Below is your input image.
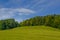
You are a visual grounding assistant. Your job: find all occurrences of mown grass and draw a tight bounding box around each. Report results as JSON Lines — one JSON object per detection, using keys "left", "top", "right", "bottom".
{"left": 0, "top": 26, "right": 60, "bottom": 40}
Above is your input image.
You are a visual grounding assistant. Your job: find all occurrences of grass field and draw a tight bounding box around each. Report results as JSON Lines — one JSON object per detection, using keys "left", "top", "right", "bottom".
{"left": 0, "top": 26, "right": 60, "bottom": 40}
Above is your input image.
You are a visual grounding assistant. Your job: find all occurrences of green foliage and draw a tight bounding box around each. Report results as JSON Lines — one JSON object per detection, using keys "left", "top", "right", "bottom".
{"left": 0, "top": 14, "right": 60, "bottom": 30}
{"left": 0, "top": 19, "right": 19, "bottom": 30}
{"left": 20, "top": 14, "right": 60, "bottom": 29}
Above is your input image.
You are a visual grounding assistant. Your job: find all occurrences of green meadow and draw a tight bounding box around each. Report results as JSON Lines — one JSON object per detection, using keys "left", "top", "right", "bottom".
{"left": 0, "top": 26, "right": 60, "bottom": 40}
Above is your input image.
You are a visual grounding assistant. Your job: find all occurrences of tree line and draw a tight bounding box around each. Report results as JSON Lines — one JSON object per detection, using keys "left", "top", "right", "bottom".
{"left": 20, "top": 14, "right": 60, "bottom": 29}
{"left": 0, "top": 14, "right": 60, "bottom": 30}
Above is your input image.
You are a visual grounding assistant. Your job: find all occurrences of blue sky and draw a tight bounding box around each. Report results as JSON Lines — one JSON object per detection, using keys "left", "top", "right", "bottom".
{"left": 0, "top": 0, "right": 60, "bottom": 22}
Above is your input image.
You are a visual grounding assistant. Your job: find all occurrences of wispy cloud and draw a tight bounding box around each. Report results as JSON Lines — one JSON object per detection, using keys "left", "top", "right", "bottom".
{"left": 25, "top": 0, "right": 39, "bottom": 8}
{"left": 29, "top": 0, "right": 60, "bottom": 13}
{"left": 0, "top": 8, "right": 36, "bottom": 19}
{"left": 30, "top": 0, "right": 45, "bottom": 8}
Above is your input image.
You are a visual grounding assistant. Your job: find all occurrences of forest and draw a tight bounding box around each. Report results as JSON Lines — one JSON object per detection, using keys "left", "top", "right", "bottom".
{"left": 20, "top": 14, "right": 60, "bottom": 29}
{"left": 0, "top": 14, "right": 60, "bottom": 30}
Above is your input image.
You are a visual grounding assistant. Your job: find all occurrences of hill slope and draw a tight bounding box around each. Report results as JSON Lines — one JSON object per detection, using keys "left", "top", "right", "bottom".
{"left": 0, "top": 26, "right": 60, "bottom": 40}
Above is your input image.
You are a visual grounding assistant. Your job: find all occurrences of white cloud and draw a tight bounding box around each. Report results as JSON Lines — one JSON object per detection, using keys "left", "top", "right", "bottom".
{"left": 0, "top": 8, "right": 36, "bottom": 20}
{"left": 18, "top": 8, "right": 35, "bottom": 13}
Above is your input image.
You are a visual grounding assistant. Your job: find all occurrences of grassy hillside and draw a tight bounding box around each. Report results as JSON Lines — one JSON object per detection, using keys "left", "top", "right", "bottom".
{"left": 0, "top": 26, "right": 60, "bottom": 40}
